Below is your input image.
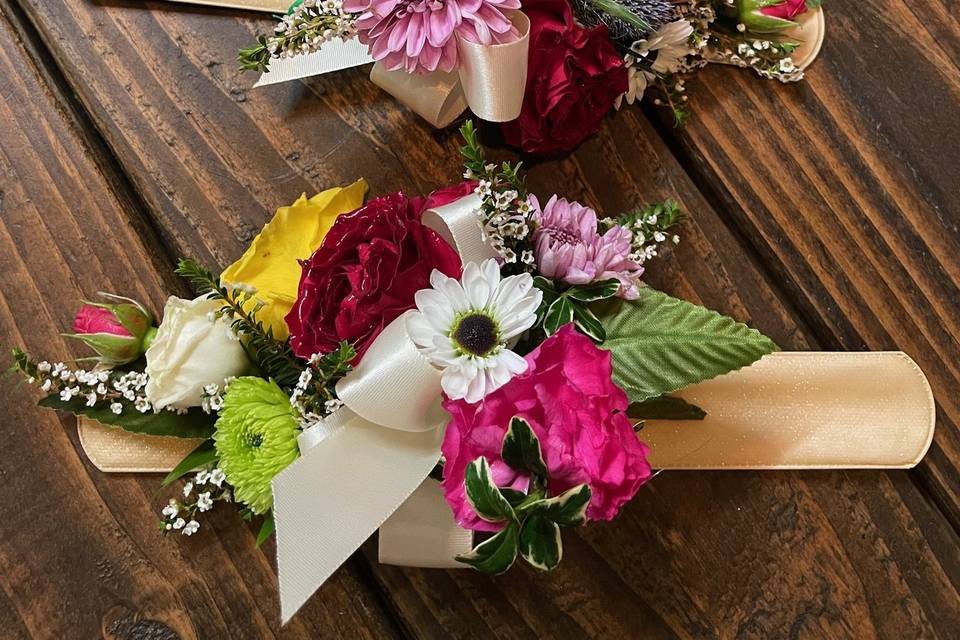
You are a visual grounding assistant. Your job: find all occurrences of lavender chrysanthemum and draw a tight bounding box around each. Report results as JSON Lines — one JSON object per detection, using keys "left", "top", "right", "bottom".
{"left": 532, "top": 195, "right": 644, "bottom": 299}
{"left": 344, "top": 0, "right": 521, "bottom": 74}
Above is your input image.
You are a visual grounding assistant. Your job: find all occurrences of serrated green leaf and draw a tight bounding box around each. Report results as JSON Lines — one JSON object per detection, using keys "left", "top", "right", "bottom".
{"left": 566, "top": 279, "right": 621, "bottom": 302}
{"left": 526, "top": 484, "right": 592, "bottom": 527}
{"left": 597, "top": 288, "right": 778, "bottom": 403}
{"left": 456, "top": 523, "right": 519, "bottom": 574}
{"left": 39, "top": 396, "right": 216, "bottom": 439}
{"left": 161, "top": 439, "right": 217, "bottom": 488}
{"left": 501, "top": 417, "right": 547, "bottom": 478}
{"left": 519, "top": 514, "right": 562, "bottom": 571}
{"left": 627, "top": 396, "right": 706, "bottom": 421}
{"left": 543, "top": 297, "right": 574, "bottom": 336}
{"left": 465, "top": 457, "right": 515, "bottom": 524}
{"left": 572, "top": 303, "right": 606, "bottom": 342}
{"left": 256, "top": 511, "right": 275, "bottom": 548}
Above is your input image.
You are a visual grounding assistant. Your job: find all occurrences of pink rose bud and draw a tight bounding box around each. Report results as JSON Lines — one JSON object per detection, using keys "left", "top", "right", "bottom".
{"left": 739, "top": 0, "right": 814, "bottom": 33}
{"left": 66, "top": 293, "right": 156, "bottom": 367}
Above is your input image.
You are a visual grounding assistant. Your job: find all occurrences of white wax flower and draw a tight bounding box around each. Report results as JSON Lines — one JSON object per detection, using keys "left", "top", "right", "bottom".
{"left": 144, "top": 296, "right": 249, "bottom": 410}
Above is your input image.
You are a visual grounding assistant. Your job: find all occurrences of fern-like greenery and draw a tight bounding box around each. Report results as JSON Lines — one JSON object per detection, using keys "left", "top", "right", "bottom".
{"left": 175, "top": 258, "right": 306, "bottom": 388}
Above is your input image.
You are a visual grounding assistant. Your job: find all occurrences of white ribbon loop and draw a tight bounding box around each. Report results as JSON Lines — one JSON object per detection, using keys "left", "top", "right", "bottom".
{"left": 368, "top": 65, "right": 468, "bottom": 128}
{"left": 369, "top": 12, "right": 530, "bottom": 127}
{"left": 457, "top": 11, "right": 530, "bottom": 122}
{"left": 336, "top": 314, "right": 446, "bottom": 432}
{"left": 421, "top": 193, "right": 500, "bottom": 265}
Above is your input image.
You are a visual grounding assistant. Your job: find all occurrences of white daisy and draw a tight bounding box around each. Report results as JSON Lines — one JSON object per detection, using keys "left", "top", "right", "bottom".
{"left": 632, "top": 19, "right": 695, "bottom": 74}
{"left": 406, "top": 259, "right": 542, "bottom": 404}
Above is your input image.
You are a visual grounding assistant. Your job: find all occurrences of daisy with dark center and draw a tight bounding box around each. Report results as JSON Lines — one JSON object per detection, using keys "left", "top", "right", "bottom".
{"left": 407, "top": 259, "right": 542, "bottom": 403}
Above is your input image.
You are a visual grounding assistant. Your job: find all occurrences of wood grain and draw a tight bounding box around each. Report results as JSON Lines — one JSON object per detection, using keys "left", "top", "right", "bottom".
{"left": 0, "top": 0, "right": 957, "bottom": 638}
{"left": 0, "top": 6, "right": 400, "bottom": 638}
{"left": 656, "top": 0, "right": 960, "bottom": 531}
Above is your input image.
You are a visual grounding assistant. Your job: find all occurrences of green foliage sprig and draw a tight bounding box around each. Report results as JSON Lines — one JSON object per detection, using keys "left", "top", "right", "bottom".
{"left": 175, "top": 258, "right": 306, "bottom": 388}
{"left": 457, "top": 418, "right": 591, "bottom": 574}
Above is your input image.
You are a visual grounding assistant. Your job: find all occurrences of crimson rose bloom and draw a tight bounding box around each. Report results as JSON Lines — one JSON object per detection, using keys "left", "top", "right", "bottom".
{"left": 285, "top": 185, "right": 469, "bottom": 359}
{"left": 500, "top": 0, "right": 628, "bottom": 154}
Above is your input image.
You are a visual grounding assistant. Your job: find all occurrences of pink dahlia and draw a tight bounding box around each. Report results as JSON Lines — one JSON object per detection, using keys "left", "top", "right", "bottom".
{"left": 532, "top": 194, "right": 643, "bottom": 299}
{"left": 441, "top": 325, "right": 653, "bottom": 532}
{"left": 343, "top": 0, "right": 521, "bottom": 74}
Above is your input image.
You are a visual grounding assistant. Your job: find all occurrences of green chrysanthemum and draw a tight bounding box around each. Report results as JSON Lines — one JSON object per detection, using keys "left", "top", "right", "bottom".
{"left": 213, "top": 377, "right": 300, "bottom": 514}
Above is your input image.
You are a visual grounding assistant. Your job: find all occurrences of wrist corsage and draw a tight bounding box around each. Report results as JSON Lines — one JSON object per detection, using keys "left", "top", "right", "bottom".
{"left": 12, "top": 120, "right": 932, "bottom": 624}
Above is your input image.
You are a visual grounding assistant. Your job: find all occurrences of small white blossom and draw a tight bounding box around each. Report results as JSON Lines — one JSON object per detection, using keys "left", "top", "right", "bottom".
{"left": 182, "top": 520, "right": 200, "bottom": 536}
{"left": 161, "top": 500, "right": 178, "bottom": 519}
{"left": 172, "top": 517, "right": 186, "bottom": 530}
{"left": 182, "top": 482, "right": 193, "bottom": 497}
{"left": 110, "top": 402, "right": 123, "bottom": 415}
{"left": 196, "top": 492, "right": 213, "bottom": 512}
{"left": 208, "top": 468, "right": 226, "bottom": 488}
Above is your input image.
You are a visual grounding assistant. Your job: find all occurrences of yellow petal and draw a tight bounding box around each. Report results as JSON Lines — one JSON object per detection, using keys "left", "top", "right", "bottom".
{"left": 221, "top": 179, "right": 368, "bottom": 340}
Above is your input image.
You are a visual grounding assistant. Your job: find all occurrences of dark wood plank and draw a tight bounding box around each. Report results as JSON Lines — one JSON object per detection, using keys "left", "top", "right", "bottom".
{"left": 5, "top": 0, "right": 959, "bottom": 638}
{"left": 0, "top": 6, "right": 401, "bottom": 638}
{"left": 654, "top": 0, "right": 960, "bottom": 531}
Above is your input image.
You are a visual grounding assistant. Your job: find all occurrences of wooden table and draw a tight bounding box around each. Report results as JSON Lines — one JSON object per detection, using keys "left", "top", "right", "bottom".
{"left": 0, "top": 1, "right": 957, "bottom": 638}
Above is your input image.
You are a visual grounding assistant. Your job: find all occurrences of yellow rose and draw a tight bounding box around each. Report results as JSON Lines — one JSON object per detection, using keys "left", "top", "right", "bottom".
{"left": 220, "top": 179, "right": 367, "bottom": 339}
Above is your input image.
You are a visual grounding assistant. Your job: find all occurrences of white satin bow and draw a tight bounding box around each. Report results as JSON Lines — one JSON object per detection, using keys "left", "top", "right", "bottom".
{"left": 272, "top": 193, "right": 498, "bottom": 623}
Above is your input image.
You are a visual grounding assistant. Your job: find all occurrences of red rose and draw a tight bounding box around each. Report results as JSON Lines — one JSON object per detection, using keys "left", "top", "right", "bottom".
{"left": 500, "top": 0, "right": 628, "bottom": 154}
{"left": 286, "top": 186, "right": 466, "bottom": 359}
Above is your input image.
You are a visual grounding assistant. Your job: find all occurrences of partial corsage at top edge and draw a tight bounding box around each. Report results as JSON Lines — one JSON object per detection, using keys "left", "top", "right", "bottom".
{"left": 238, "top": 0, "right": 825, "bottom": 151}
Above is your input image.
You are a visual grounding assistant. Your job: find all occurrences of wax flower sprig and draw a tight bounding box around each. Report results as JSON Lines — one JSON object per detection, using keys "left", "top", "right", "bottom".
{"left": 460, "top": 121, "right": 535, "bottom": 266}
{"left": 457, "top": 417, "right": 592, "bottom": 573}
{"left": 238, "top": 0, "right": 359, "bottom": 73}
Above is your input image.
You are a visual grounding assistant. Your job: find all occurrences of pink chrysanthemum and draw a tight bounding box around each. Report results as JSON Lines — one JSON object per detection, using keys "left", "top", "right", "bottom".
{"left": 344, "top": 0, "right": 521, "bottom": 74}
{"left": 532, "top": 194, "right": 644, "bottom": 299}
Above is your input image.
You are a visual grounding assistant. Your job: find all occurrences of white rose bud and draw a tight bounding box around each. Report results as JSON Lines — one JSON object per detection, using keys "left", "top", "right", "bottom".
{"left": 145, "top": 296, "right": 249, "bottom": 410}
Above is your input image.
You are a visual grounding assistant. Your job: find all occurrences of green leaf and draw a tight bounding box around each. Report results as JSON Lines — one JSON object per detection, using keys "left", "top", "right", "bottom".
{"left": 597, "top": 288, "right": 778, "bottom": 403}
{"left": 572, "top": 303, "right": 606, "bottom": 343}
{"left": 501, "top": 417, "right": 547, "bottom": 479}
{"left": 543, "top": 297, "right": 574, "bottom": 336}
{"left": 526, "top": 484, "right": 592, "bottom": 527}
{"left": 464, "top": 457, "right": 515, "bottom": 524}
{"left": 161, "top": 439, "right": 217, "bottom": 488}
{"left": 256, "top": 511, "right": 275, "bottom": 548}
{"left": 39, "top": 395, "right": 216, "bottom": 439}
{"left": 566, "top": 279, "right": 621, "bottom": 302}
{"left": 456, "top": 523, "right": 519, "bottom": 574}
{"left": 627, "top": 396, "right": 706, "bottom": 421}
{"left": 518, "top": 514, "right": 562, "bottom": 571}
{"left": 499, "top": 488, "right": 528, "bottom": 507}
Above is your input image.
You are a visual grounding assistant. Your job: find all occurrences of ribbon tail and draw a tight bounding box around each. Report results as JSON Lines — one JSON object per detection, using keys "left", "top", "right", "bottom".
{"left": 255, "top": 39, "right": 374, "bottom": 87}
{"left": 378, "top": 478, "right": 473, "bottom": 568}
{"left": 273, "top": 411, "right": 441, "bottom": 623}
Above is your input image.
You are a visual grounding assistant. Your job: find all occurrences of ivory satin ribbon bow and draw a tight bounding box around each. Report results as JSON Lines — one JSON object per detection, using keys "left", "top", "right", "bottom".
{"left": 271, "top": 193, "right": 499, "bottom": 622}
{"left": 256, "top": 12, "right": 531, "bottom": 128}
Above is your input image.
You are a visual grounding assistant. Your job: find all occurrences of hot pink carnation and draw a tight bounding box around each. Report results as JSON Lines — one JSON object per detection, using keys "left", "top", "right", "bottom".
{"left": 344, "top": 0, "right": 521, "bottom": 74}
{"left": 73, "top": 305, "right": 131, "bottom": 337}
{"left": 532, "top": 195, "right": 643, "bottom": 299}
{"left": 441, "top": 324, "right": 652, "bottom": 532}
